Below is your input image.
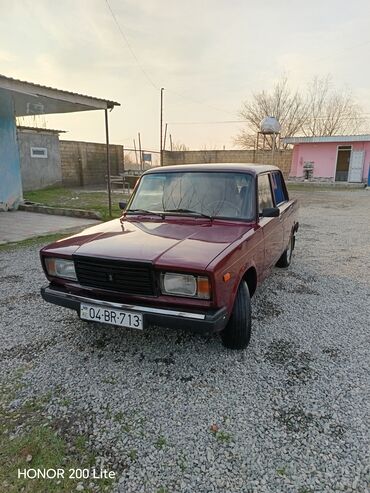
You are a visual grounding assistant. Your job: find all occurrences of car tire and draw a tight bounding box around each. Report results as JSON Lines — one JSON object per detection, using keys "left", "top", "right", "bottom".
{"left": 221, "top": 281, "right": 252, "bottom": 350}
{"left": 276, "top": 234, "right": 294, "bottom": 268}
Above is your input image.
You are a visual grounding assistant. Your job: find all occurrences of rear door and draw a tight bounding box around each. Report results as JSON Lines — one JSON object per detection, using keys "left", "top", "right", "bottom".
{"left": 270, "top": 171, "right": 292, "bottom": 250}
{"left": 258, "top": 173, "right": 284, "bottom": 271}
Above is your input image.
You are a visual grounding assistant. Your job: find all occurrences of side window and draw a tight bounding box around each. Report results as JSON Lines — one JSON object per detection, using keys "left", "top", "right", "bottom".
{"left": 258, "top": 174, "right": 274, "bottom": 214}
{"left": 271, "top": 171, "right": 287, "bottom": 205}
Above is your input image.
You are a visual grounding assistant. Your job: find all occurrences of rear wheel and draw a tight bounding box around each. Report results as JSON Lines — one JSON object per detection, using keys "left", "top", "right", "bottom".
{"left": 276, "top": 234, "right": 294, "bottom": 268}
{"left": 221, "top": 281, "right": 251, "bottom": 350}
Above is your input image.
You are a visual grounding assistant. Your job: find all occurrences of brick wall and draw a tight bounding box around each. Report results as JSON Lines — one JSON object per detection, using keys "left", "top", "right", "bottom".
{"left": 60, "top": 140, "right": 124, "bottom": 187}
{"left": 162, "top": 149, "right": 293, "bottom": 178}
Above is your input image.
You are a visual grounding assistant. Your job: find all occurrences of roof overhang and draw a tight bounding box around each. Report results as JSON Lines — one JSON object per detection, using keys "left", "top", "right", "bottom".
{"left": 283, "top": 135, "right": 370, "bottom": 145}
{"left": 17, "top": 125, "right": 66, "bottom": 134}
{"left": 0, "top": 74, "right": 120, "bottom": 116}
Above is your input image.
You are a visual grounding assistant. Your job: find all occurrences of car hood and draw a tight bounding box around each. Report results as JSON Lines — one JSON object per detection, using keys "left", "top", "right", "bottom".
{"left": 42, "top": 217, "right": 253, "bottom": 271}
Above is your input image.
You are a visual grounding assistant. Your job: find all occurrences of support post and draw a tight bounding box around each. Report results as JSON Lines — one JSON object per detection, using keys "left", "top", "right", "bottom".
{"left": 105, "top": 109, "right": 112, "bottom": 218}
{"left": 160, "top": 87, "right": 164, "bottom": 166}
{"left": 122, "top": 145, "right": 125, "bottom": 173}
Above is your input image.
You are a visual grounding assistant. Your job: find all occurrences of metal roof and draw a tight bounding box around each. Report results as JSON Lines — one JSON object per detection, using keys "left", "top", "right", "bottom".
{"left": 283, "top": 135, "right": 370, "bottom": 144}
{"left": 17, "top": 126, "right": 66, "bottom": 134}
{"left": 147, "top": 163, "right": 280, "bottom": 174}
{"left": 0, "top": 73, "right": 120, "bottom": 116}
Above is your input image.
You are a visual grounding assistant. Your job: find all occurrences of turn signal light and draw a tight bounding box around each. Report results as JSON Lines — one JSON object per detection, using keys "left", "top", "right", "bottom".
{"left": 197, "top": 276, "right": 211, "bottom": 299}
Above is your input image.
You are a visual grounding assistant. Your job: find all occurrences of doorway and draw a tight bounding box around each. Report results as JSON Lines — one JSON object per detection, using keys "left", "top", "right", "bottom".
{"left": 335, "top": 146, "right": 351, "bottom": 181}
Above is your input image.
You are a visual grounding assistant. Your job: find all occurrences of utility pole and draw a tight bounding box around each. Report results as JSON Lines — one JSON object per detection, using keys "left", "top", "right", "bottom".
{"left": 133, "top": 139, "right": 138, "bottom": 167}
{"left": 169, "top": 133, "right": 173, "bottom": 151}
{"left": 138, "top": 132, "right": 142, "bottom": 170}
{"left": 160, "top": 87, "right": 164, "bottom": 166}
{"left": 163, "top": 123, "right": 168, "bottom": 152}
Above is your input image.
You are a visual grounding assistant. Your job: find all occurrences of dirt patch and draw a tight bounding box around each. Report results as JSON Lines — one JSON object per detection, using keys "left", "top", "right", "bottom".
{"left": 265, "top": 340, "right": 315, "bottom": 385}
{"left": 290, "top": 284, "right": 319, "bottom": 295}
{"left": 1, "top": 292, "right": 40, "bottom": 307}
{"left": 254, "top": 299, "right": 282, "bottom": 321}
{"left": 322, "top": 347, "right": 341, "bottom": 360}
{"left": 275, "top": 405, "right": 346, "bottom": 438}
{"left": 153, "top": 355, "right": 176, "bottom": 366}
{"left": 1, "top": 274, "right": 23, "bottom": 282}
{"left": 0, "top": 337, "right": 58, "bottom": 362}
{"left": 275, "top": 270, "right": 319, "bottom": 295}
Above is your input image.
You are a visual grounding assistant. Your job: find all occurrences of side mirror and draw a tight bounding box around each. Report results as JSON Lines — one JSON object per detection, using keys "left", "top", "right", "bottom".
{"left": 261, "top": 207, "right": 280, "bottom": 218}
{"left": 119, "top": 201, "right": 127, "bottom": 210}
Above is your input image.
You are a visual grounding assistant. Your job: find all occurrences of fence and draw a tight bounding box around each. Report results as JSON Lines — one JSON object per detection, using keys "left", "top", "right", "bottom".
{"left": 60, "top": 140, "right": 123, "bottom": 187}
{"left": 60, "top": 141, "right": 293, "bottom": 187}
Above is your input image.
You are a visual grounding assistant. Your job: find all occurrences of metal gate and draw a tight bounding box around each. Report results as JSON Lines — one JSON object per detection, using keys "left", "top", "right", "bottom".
{"left": 348, "top": 150, "right": 365, "bottom": 182}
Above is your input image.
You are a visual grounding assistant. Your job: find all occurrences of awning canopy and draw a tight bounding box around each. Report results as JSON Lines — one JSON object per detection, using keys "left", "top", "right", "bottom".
{"left": 0, "top": 74, "right": 120, "bottom": 116}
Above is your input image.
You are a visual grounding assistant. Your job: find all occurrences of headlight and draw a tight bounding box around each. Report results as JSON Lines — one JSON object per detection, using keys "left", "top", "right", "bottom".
{"left": 160, "top": 272, "right": 210, "bottom": 299}
{"left": 44, "top": 257, "right": 77, "bottom": 280}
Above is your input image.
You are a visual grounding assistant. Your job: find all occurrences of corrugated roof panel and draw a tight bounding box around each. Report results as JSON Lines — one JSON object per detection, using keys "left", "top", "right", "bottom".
{"left": 283, "top": 135, "right": 370, "bottom": 144}
{"left": 0, "top": 74, "right": 120, "bottom": 107}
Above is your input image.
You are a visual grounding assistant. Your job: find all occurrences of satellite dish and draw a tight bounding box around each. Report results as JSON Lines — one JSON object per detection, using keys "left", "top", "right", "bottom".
{"left": 260, "top": 116, "right": 281, "bottom": 134}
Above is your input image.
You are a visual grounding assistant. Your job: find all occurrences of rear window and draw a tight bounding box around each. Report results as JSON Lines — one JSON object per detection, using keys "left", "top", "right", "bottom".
{"left": 258, "top": 174, "right": 274, "bottom": 214}
{"left": 270, "top": 172, "right": 288, "bottom": 205}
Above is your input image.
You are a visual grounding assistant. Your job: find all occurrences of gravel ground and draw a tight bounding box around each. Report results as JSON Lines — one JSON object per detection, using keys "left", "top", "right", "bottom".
{"left": 1, "top": 189, "right": 369, "bottom": 493}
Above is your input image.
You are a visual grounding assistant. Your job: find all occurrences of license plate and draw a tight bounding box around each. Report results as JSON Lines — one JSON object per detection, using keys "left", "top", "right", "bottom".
{"left": 80, "top": 303, "right": 143, "bottom": 330}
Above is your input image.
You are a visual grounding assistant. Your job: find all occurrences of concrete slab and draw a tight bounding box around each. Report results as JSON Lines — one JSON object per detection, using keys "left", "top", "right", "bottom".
{"left": 0, "top": 211, "right": 101, "bottom": 244}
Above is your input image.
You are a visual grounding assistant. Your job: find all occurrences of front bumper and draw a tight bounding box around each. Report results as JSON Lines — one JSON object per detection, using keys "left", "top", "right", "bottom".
{"left": 41, "top": 285, "right": 229, "bottom": 333}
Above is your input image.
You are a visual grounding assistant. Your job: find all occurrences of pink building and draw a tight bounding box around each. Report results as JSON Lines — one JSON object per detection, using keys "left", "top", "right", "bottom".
{"left": 284, "top": 135, "right": 370, "bottom": 184}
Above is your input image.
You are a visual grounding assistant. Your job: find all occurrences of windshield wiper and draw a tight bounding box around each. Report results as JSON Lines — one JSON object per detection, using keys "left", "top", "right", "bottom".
{"left": 126, "top": 209, "right": 164, "bottom": 218}
{"left": 164, "top": 208, "right": 213, "bottom": 220}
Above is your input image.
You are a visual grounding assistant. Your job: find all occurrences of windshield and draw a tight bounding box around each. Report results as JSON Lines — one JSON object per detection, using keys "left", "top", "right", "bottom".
{"left": 128, "top": 171, "right": 255, "bottom": 220}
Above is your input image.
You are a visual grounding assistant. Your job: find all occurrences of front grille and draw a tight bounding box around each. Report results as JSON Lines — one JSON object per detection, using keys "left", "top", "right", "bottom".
{"left": 73, "top": 256, "right": 155, "bottom": 296}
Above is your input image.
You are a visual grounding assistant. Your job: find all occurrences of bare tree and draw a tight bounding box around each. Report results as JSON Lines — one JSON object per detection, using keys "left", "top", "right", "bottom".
{"left": 235, "top": 76, "right": 306, "bottom": 149}
{"left": 172, "top": 141, "right": 189, "bottom": 151}
{"left": 235, "top": 75, "right": 365, "bottom": 149}
{"left": 302, "top": 76, "right": 364, "bottom": 136}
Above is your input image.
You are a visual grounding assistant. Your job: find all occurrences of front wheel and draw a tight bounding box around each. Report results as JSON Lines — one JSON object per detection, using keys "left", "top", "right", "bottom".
{"left": 221, "top": 281, "right": 252, "bottom": 350}
{"left": 276, "top": 234, "right": 294, "bottom": 268}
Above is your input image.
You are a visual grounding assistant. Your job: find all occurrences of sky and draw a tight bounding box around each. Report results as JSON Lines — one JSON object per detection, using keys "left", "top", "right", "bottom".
{"left": 1, "top": 0, "right": 370, "bottom": 151}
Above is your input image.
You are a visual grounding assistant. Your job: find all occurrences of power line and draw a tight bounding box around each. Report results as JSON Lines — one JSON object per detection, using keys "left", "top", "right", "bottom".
{"left": 104, "top": 1, "right": 237, "bottom": 117}
{"left": 104, "top": 0, "right": 370, "bottom": 135}
{"left": 168, "top": 120, "right": 245, "bottom": 125}
{"left": 104, "top": 0, "right": 158, "bottom": 90}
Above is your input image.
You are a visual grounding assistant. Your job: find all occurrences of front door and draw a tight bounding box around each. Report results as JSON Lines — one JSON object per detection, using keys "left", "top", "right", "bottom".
{"left": 348, "top": 150, "right": 365, "bottom": 183}
{"left": 335, "top": 146, "right": 351, "bottom": 181}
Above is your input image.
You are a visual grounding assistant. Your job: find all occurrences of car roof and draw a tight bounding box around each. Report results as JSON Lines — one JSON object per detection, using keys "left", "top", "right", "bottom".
{"left": 144, "top": 163, "right": 280, "bottom": 175}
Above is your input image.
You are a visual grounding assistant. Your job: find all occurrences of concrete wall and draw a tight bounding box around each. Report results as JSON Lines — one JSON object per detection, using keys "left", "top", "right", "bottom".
{"left": 0, "top": 90, "right": 22, "bottom": 210}
{"left": 290, "top": 141, "right": 370, "bottom": 182}
{"left": 18, "top": 130, "right": 62, "bottom": 191}
{"left": 60, "top": 140, "right": 123, "bottom": 186}
{"left": 162, "top": 149, "right": 293, "bottom": 177}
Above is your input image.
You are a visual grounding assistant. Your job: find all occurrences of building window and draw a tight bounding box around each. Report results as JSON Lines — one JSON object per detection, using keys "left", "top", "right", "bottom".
{"left": 30, "top": 147, "right": 48, "bottom": 158}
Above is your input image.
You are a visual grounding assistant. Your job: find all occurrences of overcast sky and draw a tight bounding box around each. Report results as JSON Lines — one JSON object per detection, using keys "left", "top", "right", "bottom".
{"left": 1, "top": 0, "right": 370, "bottom": 151}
